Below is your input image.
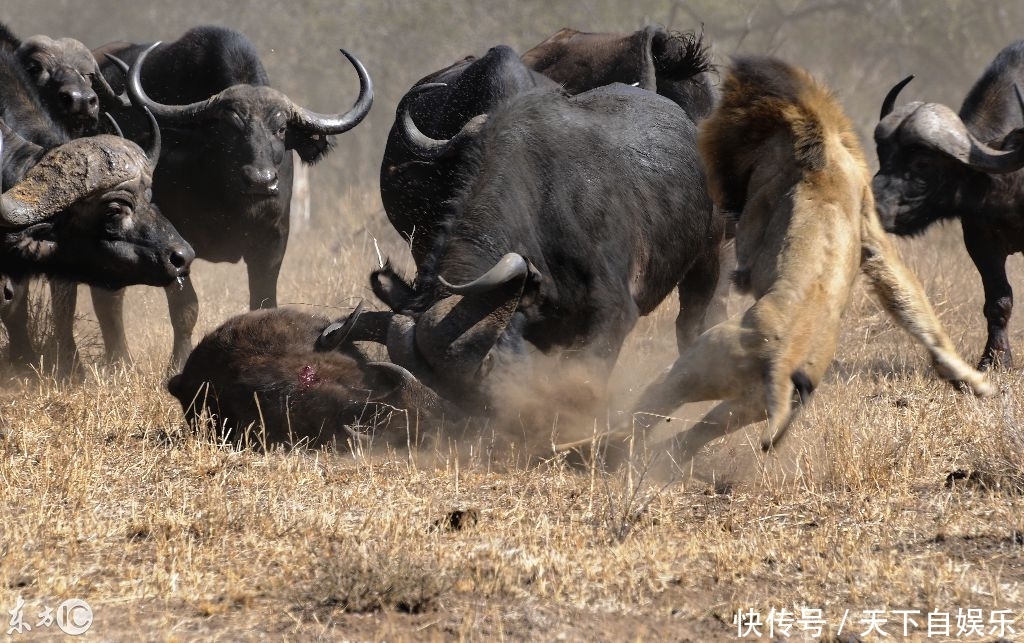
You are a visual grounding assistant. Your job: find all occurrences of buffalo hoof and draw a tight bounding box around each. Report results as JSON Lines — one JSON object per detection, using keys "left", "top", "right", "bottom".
{"left": 977, "top": 349, "right": 1013, "bottom": 372}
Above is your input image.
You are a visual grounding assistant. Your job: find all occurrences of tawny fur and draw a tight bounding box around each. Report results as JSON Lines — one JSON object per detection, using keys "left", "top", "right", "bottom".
{"left": 569, "top": 57, "right": 992, "bottom": 468}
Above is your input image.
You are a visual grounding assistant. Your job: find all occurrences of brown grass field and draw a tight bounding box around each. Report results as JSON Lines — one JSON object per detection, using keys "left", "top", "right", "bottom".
{"left": 1, "top": 185, "right": 1023, "bottom": 642}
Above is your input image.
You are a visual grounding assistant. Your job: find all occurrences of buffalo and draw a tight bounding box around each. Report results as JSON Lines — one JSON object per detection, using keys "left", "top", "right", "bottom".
{"left": 1, "top": 24, "right": 126, "bottom": 373}
{"left": 0, "top": 23, "right": 122, "bottom": 137}
{"left": 521, "top": 26, "right": 718, "bottom": 120}
{"left": 90, "top": 25, "right": 372, "bottom": 369}
{"left": 0, "top": 38, "right": 193, "bottom": 372}
{"left": 0, "top": 124, "right": 193, "bottom": 298}
{"left": 167, "top": 306, "right": 457, "bottom": 449}
{"left": 873, "top": 40, "right": 1024, "bottom": 370}
{"left": 584, "top": 56, "right": 991, "bottom": 472}
{"left": 370, "top": 42, "right": 722, "bottom": 410}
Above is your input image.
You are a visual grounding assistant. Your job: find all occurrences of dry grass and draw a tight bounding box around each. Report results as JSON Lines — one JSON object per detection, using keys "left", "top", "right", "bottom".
{"left": 1, "top": 193, "right": 1023, "bottom": 641}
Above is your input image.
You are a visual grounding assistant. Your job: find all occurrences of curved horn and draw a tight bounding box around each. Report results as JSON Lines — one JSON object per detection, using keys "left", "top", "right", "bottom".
{"left": 141, "top": 106, "right": 161, "bottom": 164}
{"left": 103, "top": 112, "right": 124, "bottom": 137}
{"left": 905, "top": 103, "right": 1024, "bottom": 174}
{"left": 0, "top": 123, "right": 44, "bottom": 228}
{"left": 92, "top": 65, "right": 130, "bottom": 108}
{"left": 291, "top": 48, "right": 374, "bottom": 135}
{"left": 316, "top": 300, "right": 365, "bottom": 351}
{"left": 385, "top": 314, "right": 424, "bottom": 372}
{"left": 399, "top": 83, "right": 488, "bottom": 159}
{"left": 439, "top": 253, "right": 529, "bottom": 295}
{"left": 0, "top": 135, "right": 143, "bottom": 228}
{"left": 123, "top": 43, "right": 218, "bottom": 123}
{"left": 0, "top": 120, "right": 41, "bottom": 158}
{"left": 880, "top": 74, "right": 914, "bottom": 120}
{"left": 107, "top": 53, "right": 162, "bottom": 162}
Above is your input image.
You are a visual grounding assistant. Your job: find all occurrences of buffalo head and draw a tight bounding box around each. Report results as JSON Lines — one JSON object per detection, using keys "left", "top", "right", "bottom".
{"left": 117, "top": 42, "right": 372, "bottom": 197}
{"left": 0, "top": 118, "right": 194, "bottom": 289}
{"left": 15, "top": 34, "right": 123, "bottom": 136}
{"left": 380, "top": 46, "right": 553, "bottom": 265}
{"left": 873, "top": 76, "right": 1024, "bottom": 235}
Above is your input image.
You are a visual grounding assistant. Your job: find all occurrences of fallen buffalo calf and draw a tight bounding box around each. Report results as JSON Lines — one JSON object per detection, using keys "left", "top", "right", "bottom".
{"left": 166, "top": 306, "right": 458, "bottom": 449}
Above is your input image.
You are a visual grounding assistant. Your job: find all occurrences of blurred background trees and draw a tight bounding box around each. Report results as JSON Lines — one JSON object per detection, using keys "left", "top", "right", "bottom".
{"left": 3, "top": 0, "right": 1022, "bottom": 227}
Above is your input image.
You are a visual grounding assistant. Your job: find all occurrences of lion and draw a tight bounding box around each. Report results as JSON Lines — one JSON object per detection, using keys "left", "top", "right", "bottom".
{"left": 566, "top": 56, "right": 993, "bottom": 470}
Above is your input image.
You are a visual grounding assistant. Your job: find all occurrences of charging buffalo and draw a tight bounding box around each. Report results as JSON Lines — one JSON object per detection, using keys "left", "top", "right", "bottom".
{"left": 371, "top": 65, "right": 722, "bottom": 407}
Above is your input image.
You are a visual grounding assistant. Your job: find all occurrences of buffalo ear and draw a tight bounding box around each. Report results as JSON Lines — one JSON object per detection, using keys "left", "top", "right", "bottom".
{"left": 371, "top": 264, "right": 416, "bottom": 313}
{"left": 993, "top": 127, "right": 1024, "bottom": 151}
{"left": 362, "top": 361, "right": 462, "bottom": 420}
{"left": 286, "top": 130, "right": 335, "bottom": 164}
{"left": 10, "top": 222, "right": 57, "bottom": 262}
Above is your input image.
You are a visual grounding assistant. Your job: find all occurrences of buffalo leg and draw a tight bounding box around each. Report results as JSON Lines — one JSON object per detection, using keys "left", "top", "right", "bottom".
{"left": 583, "top": 296, "right": 639, "bottom": 367}
{"left": 962, "top": 221, "right": 1014, "bottom": 370}
{"left": 91, "top": 287, "right": 131, "bottom": 365}
{"left": 1, "top": 278, "right": 38, "bottom": 371}
{"left": 245, "top": 242, "right": 285, "bottom": 310}
{"left": 49, "top": 279, "right": 80, "bottom": 378}
{"left": 166, "top": 275, "right": 199, "bottom": 372}
{"left": 675, "top": 243, "right": 722, "bottom": 355}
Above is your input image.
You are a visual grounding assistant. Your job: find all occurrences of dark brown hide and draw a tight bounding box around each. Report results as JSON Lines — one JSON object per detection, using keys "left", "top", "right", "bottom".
{"left": 167, "top": 308, "right": 455, "bottom": 449}
{"left": 522, "top": 26, "right": 717, "bottom": 120}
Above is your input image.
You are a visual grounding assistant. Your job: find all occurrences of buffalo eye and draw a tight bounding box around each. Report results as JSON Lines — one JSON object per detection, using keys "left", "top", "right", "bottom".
{"left": 228, "top": 110, "right": 245, "bottom": 130}
{"left": 26, "top": 60, "right": 45, "bottom": 81}
{"left": 908, "top": 156, "right": 934, "bottom": 175}
{"left": 106, "top": 200, "right": 134, "bottom": 217}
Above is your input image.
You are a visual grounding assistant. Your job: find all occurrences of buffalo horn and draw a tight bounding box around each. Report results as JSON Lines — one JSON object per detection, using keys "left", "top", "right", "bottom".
{"left": 385, "top": 314, "right": 423, "bottom": 371}
{"left": 141, "top": 106, "right": 161, "bottom": 164}
{"left": 0, "top": 135, "right": 144, "bottom": 228}
{"left": 906, "top": 103, "right": 1024, "bottom": 174}
{"left": 439, "top": 253, "right": 529, "bottom": 295}
{"left": 0, "top": 125, "right": 39, "bottom": 228}
{"left": 106, "top": 54, "right": 160, "bottom": 162}
{"left": 315, "top": 300, "right": 365, "bottom": 351}
{"left": 92, "top": 65, "right": 131, "bottom": 108}
{"left": 879, "top": 74, "right": 914, "bottom": 120}
{"left": 399, "top": 83, "right": 488, "bottom": 159}
{"left": 291, "top": 49, "right": 374, "bottom": 135}
{"left": 103, "top": 112, "right": 124, "bottom": 137}
{"left": 123, "top": 43, "right": 220, "bottom": 122}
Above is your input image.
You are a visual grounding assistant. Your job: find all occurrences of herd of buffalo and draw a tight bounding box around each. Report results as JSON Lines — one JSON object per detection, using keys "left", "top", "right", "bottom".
{"left": 1, "top": 21, "right": 1022, "bottom": 467}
